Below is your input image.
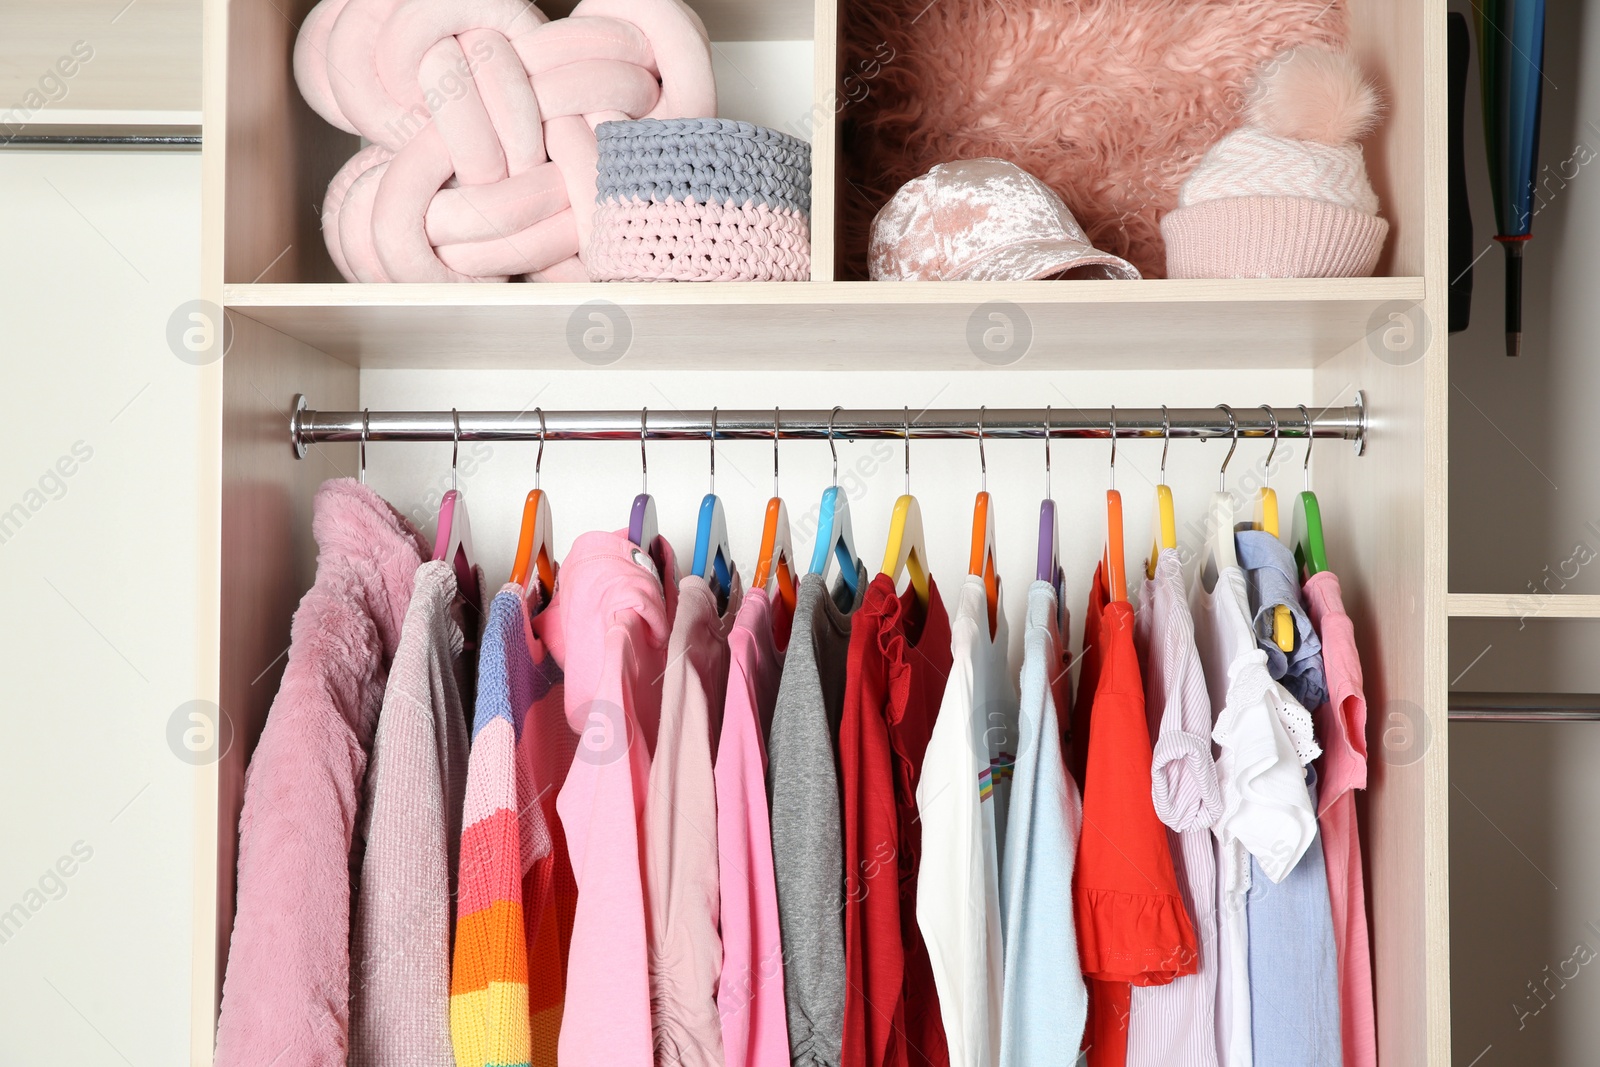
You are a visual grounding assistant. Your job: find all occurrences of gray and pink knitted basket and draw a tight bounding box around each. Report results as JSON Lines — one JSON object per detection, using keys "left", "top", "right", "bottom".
{"left": 587, "top": 118, "right": 812, "bottom": 282}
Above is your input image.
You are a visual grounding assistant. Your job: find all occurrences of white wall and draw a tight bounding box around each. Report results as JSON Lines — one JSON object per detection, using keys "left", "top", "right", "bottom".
{"left": 0, "top": 147, "right": 201, "bottom": 1064}
{"left": 1448, "top": 1, "right": 1600, "bottom": 1064}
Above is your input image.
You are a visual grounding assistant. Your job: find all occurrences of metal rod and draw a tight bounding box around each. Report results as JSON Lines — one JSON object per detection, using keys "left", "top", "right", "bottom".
{"left": 290, "top": 394, "right": 1368, "bottom": 459}
{"left": 1450, "top": 692, "right": 1600, "bottom": 722}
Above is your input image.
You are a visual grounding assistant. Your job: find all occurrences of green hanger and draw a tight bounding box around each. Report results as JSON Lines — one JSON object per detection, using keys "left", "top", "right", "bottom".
{"left": 1291, "top": 405, "right": 1329, "bottom": 578}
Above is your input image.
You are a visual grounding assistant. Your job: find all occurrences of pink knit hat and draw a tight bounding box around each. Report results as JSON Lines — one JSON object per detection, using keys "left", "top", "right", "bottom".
{"left": 869, "top": 159, "right": 1140, "bottom": 281}
{"left": 1162, "top": 48, "right": 1389, "bottom": 279}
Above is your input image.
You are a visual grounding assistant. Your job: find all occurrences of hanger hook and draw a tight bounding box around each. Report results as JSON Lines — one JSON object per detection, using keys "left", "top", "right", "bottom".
{"left": 1043, "top": 405, "right": 1052, "bottom": 499}
{"left": 359, "top": 408, "right": 370, "bottom": 485}
{"left": 450, "top": 408, "right": 461, "bottom": 492}
{"left": 1108, "top": 405, "right": 1117, "bottom": 491}
{"left": 828, "top": 405, "right": 842, "bottom": 487}
{"left": 1299, "top": 403, "right": 1314, "bottom": 491}
{"left": 903, "top": 406, "right": 911, "bottom": 496}
{"left": 773, "top": 406, "right": 781, "bottom": 496}
{"left": 709, "top": 407, "right": 718, "bottom": 494}
{"left": 1259, "top": 404, "right": 1280, "bottom": 476}
{"left": 640, "top": 407, "right": 649, "bottom": 495}
{"left": 1159, "top": 405, "right": 1170, "bottom": 485}
{"left": 534, "top": 407, "right": 546, "bottom": 491}
{"left": 1216, "top": 404, "right": 1238, "bottom": 491}
{"left": 977, "top": 406, "right": 987, "bottom": 493}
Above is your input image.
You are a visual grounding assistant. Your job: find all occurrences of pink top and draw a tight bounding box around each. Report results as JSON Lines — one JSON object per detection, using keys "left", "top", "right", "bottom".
{"left": 1301, "top": 570, "right": 1376, "bottom": 1067}
{"left": 715, "top": 588, "right": 791, "bottom": 1067}
{"left": 553, "top": 531, "right": 678, "bottom": 1067}
{"left": 647, "top": 572, "right": 742, "bottom": 1066}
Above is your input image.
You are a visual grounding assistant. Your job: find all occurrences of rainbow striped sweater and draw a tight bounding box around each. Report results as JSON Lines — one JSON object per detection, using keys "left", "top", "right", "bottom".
{"left": 451, "top": 587, "right": 576, "bottom": 1067}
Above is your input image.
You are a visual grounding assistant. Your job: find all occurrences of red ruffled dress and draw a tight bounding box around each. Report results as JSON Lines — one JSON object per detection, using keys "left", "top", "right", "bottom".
{"left": 840, "top": 573, "right": 953, "bottom": 1067}
{"left": 1073, "top": 563, "right": 1199, "bottom": 1067}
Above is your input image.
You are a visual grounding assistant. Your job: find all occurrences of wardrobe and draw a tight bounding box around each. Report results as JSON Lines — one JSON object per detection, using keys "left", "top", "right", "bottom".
{"left": 190, "top": 1, "right": 1450, "bottom": 1065}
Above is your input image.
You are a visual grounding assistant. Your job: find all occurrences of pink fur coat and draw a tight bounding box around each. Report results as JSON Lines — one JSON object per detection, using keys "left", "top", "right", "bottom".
{"left": 214, "top": 480, "right": 429, "bottom": 1067}
{"left": 838, "top": 0, "right": 1349, "bottom": 278}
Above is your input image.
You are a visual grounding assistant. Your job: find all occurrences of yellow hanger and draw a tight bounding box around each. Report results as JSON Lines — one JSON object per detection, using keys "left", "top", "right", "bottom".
{"left": 1253, "top": 407, "right": 1294, "bottom": 653}
{"left": 1147, "top": 405, "right": 1177, "bottom": 579}
{"left": 881, "top": 407, "right": 931, "bottom": 611}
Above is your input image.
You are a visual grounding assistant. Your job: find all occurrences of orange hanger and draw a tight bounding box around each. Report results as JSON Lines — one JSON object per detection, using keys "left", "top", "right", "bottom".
{"left": 967, "top": 408, "right": 1000, "bottom": 638}
{"left": 754, "top": 408, "right": 798, "bottom": 616}
{"left": 1103, "top": 408, "right": 1126, "bottom": 602}
{"left": 509, "top": 407, "right": 557, "bottom": 603}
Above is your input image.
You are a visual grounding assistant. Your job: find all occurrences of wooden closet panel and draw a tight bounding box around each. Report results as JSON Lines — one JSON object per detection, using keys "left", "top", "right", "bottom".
{"left": 194, "top": 313, "right": 356, "bottom": 1033}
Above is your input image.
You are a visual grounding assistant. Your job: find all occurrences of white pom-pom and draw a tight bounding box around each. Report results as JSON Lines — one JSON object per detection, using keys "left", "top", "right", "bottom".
{"left": 1247, "top": 47, "right": 1380, "bottom": 145}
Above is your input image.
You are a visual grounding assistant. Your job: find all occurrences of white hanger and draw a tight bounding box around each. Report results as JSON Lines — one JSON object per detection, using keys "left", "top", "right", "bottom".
{"left": 1202, "top": 404, "right": 1240, "bottom": 591}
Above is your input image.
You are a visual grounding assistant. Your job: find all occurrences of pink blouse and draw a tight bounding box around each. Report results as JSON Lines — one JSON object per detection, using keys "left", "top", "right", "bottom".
{"left": 715, "top": 587, "right": 791, "bottom": 1067}
{"left": 1302, "top": 570, "right": 1376, "bottom": 1067}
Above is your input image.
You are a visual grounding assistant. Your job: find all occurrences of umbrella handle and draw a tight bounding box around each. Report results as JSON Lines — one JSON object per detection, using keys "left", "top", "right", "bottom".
{"left": 1503, "top": 240, "right": 1525, "bottom": 358}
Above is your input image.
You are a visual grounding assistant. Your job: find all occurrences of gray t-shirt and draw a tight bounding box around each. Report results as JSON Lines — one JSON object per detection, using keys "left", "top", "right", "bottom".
{"left": 767, "top": 566, "right": 866, "bottom": 1067}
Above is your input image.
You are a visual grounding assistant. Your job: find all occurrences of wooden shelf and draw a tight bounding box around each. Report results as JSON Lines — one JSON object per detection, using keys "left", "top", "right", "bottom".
{"left": 0, "top": 0, "right": 201, "bottom": 116}
{"left": 1448, "top": 593, "right": 1600, "bottom": 620}
{"left": 223, "top": 276, "right": 1424, "bottom": 369}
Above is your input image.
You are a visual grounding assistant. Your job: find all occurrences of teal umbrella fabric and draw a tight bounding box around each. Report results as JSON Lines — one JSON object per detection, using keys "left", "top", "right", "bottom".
{"left": 1477, "top": 0, "right": 1547, "bottom": 357}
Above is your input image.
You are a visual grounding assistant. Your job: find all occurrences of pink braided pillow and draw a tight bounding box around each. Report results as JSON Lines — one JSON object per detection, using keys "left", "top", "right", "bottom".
{"left": 294, "top": 0, "right": 717, "bottom": 282}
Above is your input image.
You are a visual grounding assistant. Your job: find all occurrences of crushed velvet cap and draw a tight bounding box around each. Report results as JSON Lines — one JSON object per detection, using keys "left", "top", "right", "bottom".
{"left": 868, "top": 158, "right": 1141, "bottom": 281}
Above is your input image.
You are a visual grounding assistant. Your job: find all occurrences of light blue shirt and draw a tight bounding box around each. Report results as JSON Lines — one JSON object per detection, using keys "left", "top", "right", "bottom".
{"left": 1235, "top": 529, "right": 1328, "bottom": 713}
{"left": 998, "top": 581, "right": 1088, "bottom": 1067}
{"left": 1247, "top": 767, "right": 1343, "bottom": 1067}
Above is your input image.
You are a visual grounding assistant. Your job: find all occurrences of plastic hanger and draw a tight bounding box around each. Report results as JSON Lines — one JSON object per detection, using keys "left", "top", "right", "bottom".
{"left": 629, "top": 407, "right": 660, "bottom": 549}
{"left": 433, "top": 409, "right": 483, "bottom": 631}
{"left": 808, "top": 406, "right": 862, "bottom": 594}
{"left": 1252, "top": 407, "right": 1294, "bottom": 652}
{"left": 880, "top": 406, "right": 931, "bottom": 611}
{"left": 1103, "top": 407, "right": 1127, "bottom": 603}
{"left": 754, "top": 407, "right": 798, "bottom": 614}
{"left": 1146, "top": 405, "right": 1177, "bottom": 579}
{"left": 967, "top": 407, "right": 1000, "bottom": 638}
{"left": 509, "top": 407, "right": 557, "bottom": 604}
{"left": 1036, "top": 406, "right": 1065, "bottom": 601}
{"left": 1292, "top": 404, "right": 1330, "bottom": 579}
{"left": 1202, "top": 405, "right": 1240, "bottom": 591}
{"left": 691, "top": 407, "right": 735, "bottom": 606}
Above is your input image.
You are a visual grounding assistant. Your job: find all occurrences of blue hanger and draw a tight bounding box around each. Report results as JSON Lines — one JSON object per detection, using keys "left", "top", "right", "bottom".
{"left": 692, "top": 409, "right": 735, "bottom": 603}
{"left": 808, "top": 407, "right": 861, "bottom": 593}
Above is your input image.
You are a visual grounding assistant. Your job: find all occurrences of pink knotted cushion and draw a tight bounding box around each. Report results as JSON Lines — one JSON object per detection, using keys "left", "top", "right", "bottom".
{"left": 294, "top": 0, "right": 716, "bottom": 282}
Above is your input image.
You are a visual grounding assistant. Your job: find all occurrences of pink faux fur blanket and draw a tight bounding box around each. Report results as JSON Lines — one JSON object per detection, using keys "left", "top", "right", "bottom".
{"left": 839, "top": 0, "right": 1348, "bottom": 279}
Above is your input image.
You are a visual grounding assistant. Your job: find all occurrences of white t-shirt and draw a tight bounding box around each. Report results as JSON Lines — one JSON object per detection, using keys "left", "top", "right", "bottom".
{"left": 1192, "top": 563, "right": 1317, "bottom": 1067}
{"left": 916, "top": 574, "right": 1015, "bottom": 1067}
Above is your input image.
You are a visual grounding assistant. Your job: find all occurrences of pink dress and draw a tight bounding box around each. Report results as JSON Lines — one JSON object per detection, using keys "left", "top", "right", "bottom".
{"left": 554, "top": 531, "right": 678, "bottom": 1067}
{"left": 1302, "top": 570, "right": 1376, "bottom": 1067}
{"left": 716, "top": 587, "right": 791, "bottom": 1067}
{"left": 647, "top": 572, "right": 742, "bottom": 1067}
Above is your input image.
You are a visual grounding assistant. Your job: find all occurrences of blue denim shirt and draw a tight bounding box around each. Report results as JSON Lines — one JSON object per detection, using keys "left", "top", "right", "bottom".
{"left": 1235, "top": 529, "right": 1328, "bottom": 713}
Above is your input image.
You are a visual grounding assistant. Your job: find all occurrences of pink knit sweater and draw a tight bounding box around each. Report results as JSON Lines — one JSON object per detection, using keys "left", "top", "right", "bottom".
{"left": 214, "top": 480, "right": 428, "bottom": 1067}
